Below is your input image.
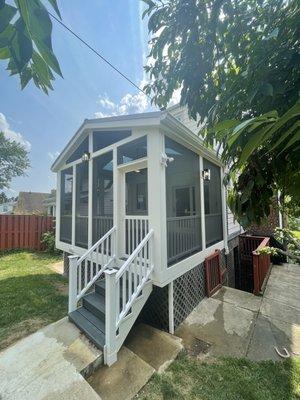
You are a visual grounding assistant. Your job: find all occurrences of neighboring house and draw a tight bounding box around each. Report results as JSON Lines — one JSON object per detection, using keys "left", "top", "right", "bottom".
{"left": 0, "top": 200, "right": 17, "bottom": 215}
{"left": 13, "top": 191, "right": 50, "bottom": 215}
{"left": 51, "top": 106, "right": 243, "bottom": 366}
{"left": 43, "top": 189, "right": 57, "bottom": 217}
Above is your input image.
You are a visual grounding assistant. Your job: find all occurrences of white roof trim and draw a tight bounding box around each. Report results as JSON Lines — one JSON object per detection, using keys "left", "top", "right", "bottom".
{"left": 51, "top": 110, "right": 222, "bottom": 172}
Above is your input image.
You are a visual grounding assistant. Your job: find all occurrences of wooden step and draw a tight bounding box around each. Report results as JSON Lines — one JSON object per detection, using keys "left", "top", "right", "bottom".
{"left": 83, "top": 292, "right": 106, "bottom": 321}
{"left": 69, "top": 307, "right": 105, "bottom": 349}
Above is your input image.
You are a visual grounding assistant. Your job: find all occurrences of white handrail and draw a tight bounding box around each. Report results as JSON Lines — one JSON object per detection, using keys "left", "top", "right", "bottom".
{"left": 77, "top": 226, "right": 116, "bottom": 265}
{"left": 116, "top": 229, "right": 154, "bottom": 280}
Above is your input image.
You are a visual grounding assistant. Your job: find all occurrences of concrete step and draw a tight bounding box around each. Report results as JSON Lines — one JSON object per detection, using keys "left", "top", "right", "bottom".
{"left": 69, "top": 308, "right": 105, "bottom": 349}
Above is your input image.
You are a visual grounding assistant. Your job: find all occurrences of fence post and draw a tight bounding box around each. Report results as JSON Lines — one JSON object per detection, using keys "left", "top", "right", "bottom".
{"left": 68, "top": 255, "right": 78, "bottom": 313}
{"left": 253, "top": 253, "right": 259, "bottom": 295}
{"left": 104, "top": 268, "right": 118, "bottom": 366}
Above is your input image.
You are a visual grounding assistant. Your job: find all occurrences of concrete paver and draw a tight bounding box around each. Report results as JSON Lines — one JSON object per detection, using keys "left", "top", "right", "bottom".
{"left": 125, "top": 323, "right": 183, "bottom": 373}
{"left": 0, "top": 318, "right": 102, "bottom": 400}
{"left": 88, "top": 347, "right": 155, "bottom": 400}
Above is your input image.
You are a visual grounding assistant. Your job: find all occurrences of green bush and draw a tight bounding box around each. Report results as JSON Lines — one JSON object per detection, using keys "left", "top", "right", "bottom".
{"left": 41, "top": 231, "right": 60, "bottom": 254}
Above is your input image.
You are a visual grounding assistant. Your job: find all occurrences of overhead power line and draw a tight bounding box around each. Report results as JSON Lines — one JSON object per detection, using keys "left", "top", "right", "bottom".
{"left": 48, "top": 11, "right": 150, "bottom": 98}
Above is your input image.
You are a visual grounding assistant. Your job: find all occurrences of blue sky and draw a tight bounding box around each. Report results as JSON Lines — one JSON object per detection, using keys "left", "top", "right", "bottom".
{"left": 1, "top": 0, "right": 157, "bottom": 196}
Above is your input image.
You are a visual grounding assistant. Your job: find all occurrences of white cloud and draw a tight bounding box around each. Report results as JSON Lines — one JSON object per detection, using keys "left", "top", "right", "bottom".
{"left": 95, "top": 88, "right": 151, "bottom": 119}
{"left": 0, "top": 113, "right": 31, "bottom": 151}
{"left": 48, "top": 151, "right": 60, "bottom": 161}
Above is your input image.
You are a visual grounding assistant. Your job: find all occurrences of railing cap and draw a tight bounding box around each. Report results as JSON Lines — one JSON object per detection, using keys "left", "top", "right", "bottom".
{"left": 68, "top": 254, "right": 79, "bottom": 260}
{"left": 104, "top": 268, "right": 118, "bottom": 275}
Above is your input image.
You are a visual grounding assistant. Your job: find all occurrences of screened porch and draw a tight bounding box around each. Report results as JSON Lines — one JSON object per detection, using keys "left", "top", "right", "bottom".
{"left": 56, "top": 117, "right": 225, "bottom": 272}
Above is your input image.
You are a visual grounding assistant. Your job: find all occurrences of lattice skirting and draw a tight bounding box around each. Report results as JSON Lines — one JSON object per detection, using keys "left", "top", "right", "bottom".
{"left": 173, "top": 263, "right": 206, "bottom": 330}
{"left": 138, "top": 285, "right": 169, "bottom": 331}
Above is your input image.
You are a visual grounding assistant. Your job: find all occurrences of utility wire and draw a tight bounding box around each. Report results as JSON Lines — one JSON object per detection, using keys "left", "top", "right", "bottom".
{"left": 48, "top": 11, "right": 150, "bottom": 98}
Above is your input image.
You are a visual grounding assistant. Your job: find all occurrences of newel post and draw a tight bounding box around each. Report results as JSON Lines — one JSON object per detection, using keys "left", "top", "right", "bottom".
{"left": 104, "top": 268, "right": 118, "bottom": 366}
{"left": 68, "top": 255, "right": 79, "bottom": 313}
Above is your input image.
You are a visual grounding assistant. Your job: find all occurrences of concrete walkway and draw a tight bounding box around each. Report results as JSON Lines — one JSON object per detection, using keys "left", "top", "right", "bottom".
{"left": 0, "top": 318, "right": 103, "bottom": 400}
{"left": 176, "top": 263, "right": 300, "bottom": 362}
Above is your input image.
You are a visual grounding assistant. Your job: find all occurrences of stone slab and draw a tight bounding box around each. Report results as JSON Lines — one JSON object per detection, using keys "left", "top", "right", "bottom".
{"left": 247, "top": 314, "right": 300, "bottom": 361}
{"left": 125, "top": 323, "right": 183, "bottom": 373}
{"left": 0, "top": 318, "right": 102, "bottom": 400}
{"left": 213, "top": 286, "right": 262, "bottom": 312}
{"left": 88, "top": 347, "right": 155, "bottom": 400}
{"left": 260, "top": 297, "right": 300, "bottom": 326}
{"left": 175, "top": 297, "right": 256, "bottom": 358}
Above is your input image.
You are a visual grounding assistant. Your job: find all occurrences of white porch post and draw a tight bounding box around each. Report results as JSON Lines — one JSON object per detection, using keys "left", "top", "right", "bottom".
{"left": 104, "top": 268, "right": 118, "bottom": 366}
{"left": 113, "top": 147, "right": 123, "bottom": 258}
{"left": 71, "top": 165, "right": 76, "bottom": 248}
{"left": 88, "top": 134, "right": 93, "bottom": 248}
{"left": 168, "top": 281, "right": 174, "bottom": 334}
{"left": 199, "top": 156, "right": 206, "bottom": 251}
{"left": 221, "top": 167, "right": 229, "bottom": 253}
{"left": 55, "top": 171, "right": 61, "bottom": 249}
{"left": 68, "top": 255, "right": 78, "bottom": 313}
{"left": 147, "top": 131, "right": 167, "bottom": 282}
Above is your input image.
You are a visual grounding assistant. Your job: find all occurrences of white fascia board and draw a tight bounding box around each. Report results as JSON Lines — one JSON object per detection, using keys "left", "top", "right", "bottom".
{"left": 51, "top": 111, "right": 162, "bottom": 172}
{"left": 160, "top": 112, "right": 224, "bottom": 167}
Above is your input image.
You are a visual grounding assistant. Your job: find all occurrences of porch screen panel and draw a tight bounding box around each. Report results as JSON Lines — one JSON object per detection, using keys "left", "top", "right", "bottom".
{"left": 92, "top": 151, "right": 114, "bottom": 244}
{"left": 117, "top": 135, "right": 147, "bottom": 165}
{"left": 203, "top": 159, "right": 223, "bottom": 246}
{"left": 165, "top": 137, "right": 202, "bottom": 266}
{"left": 93, "top": 130, "right": 131, "bottom": 152}
{"left": 66, "top": 137, "right": 88, "bottom": 164}
{"left": 60, "top": 168, "right": 73, "bottom": 243}
{"left": 75, "top": 163, "right": 88, "bottom": 248}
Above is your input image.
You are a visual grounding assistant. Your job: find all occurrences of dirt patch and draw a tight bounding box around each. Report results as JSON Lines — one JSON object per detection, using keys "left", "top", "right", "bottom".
{"left": 0, "top": 318, "right": 46, "bottom": 351}
{"left": 49, "top": 261, "right": 64, "bottom": 275}
{"left": 54, "top": 281, "right": 68, "bottom": 296}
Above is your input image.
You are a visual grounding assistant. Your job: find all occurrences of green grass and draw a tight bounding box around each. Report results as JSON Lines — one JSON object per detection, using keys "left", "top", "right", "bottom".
{"left": 138, "top": 352, "right": 300, "bottom": 400}
{"left": 0, "top": 251, "right": 67, "bottom": 350}
{"left": 293, "top": 231, "right": 300, "bottom": 239}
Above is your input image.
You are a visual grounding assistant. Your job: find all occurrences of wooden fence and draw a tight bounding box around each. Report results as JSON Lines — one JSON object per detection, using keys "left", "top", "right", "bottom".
{"left": 0, "top": 215, "right": 53, "bottom": 251}
{"left": 253, "top": 237, "right": 271, "bottom": 295}
{"left": 205, "top": 250, "right": 222, "bottom": 297}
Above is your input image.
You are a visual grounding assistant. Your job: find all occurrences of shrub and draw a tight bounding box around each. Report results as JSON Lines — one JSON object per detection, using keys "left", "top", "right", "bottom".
{"left": 41, "top": 231, "right": 60, "bottom": 254}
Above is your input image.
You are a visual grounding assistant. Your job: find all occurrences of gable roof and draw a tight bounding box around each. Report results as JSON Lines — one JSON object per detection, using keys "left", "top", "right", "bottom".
{"left": 51, "top": 109, "right": 222, "bottom": 173}
{"left": 14, "top": 192, "right": 50, "bottom": 215}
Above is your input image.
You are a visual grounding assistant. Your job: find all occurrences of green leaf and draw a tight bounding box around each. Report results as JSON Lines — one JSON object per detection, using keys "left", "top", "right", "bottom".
{"left": 0, "top": 3, "right": 17, "bottom": 34}
{"left": 0, "top": 46, "right": 9, "bottom": 59}
{"left": 46, "top": 0, "right": 61, "bottom": 19}
{"left": 280, "top": 131, "right": 300, "bottom": 154}
{"left": 20, "top": 66, "right": 32, "bottom": 88}
{"left": 270, "top": 120, "right": 300, "bottom": 151}
{"left": 0, "top": 24, "right": 14, "bottom": 47}
{"left": 9, "top": 18, "right": 32, "bottom": 72}
{"left": 260, "top": 82, "right": 274, "bottom": 97}
{"left": 17, "top": 0, "right": 62, "bottom": 76}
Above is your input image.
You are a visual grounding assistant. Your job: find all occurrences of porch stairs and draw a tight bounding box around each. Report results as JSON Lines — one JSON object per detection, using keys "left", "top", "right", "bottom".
{"left": 67, "top": 226, "right": 154, "bottom": 366}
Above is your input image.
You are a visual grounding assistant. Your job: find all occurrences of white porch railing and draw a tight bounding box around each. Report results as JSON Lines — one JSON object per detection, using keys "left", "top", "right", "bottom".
{"left": 104, "top": 228, "right": 154, "bottom": 365}
{"left": 68, "top": 226, "right": 116, "bottom": 312}
{"left": 125, "top": 215, "right": 149, "bottom": 255}
{"left": 167, "top": 215, "right": 201, "bottom": 263}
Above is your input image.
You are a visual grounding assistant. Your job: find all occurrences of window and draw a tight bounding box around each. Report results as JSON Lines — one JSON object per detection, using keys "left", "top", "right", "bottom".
{"left": 75, "top": 163, "right": 88, "bottom": 248}
{"left": 117, "top": 136, "right": 147, "bottom": 165}
{"left": 92, "top": 151, "right": 114, "bottom": 243}
{"left": 60, "top": 168, "right": 73, "bottom": 243}
{"left": 93, "top": 130, "right": 131, "bottom": 152}
{"left": 165, "top": 137, "right": 202, "bottom": 265}
{"left": 66, "top": 137, "right": 89, "bottom": 164}
{"left": 203, "top": 159, "right": 223, "bottom": 246}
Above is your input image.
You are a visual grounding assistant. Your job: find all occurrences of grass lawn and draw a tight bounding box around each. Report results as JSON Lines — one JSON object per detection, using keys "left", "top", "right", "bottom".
{"left": 0, "top": 251, "right": 68, "bottom": 350}
{"left": 138, "top": 352, "right": 300, "bottom": 400}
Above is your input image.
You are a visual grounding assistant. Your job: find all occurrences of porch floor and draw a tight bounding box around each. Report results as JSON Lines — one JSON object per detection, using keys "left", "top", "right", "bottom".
{"left": 176, "top": 263, "right": 300, "bottom": 361}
